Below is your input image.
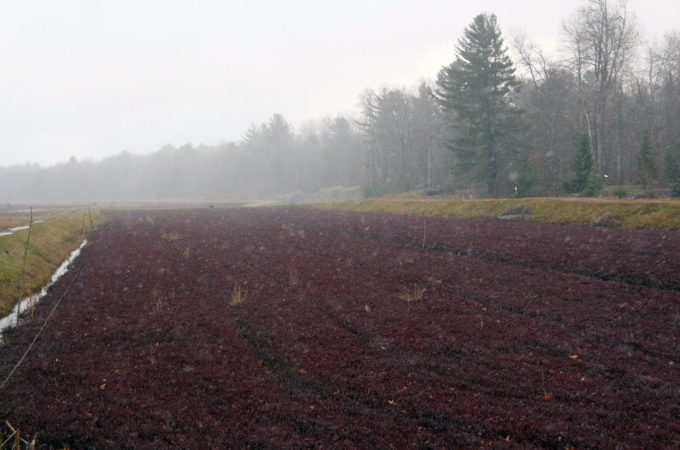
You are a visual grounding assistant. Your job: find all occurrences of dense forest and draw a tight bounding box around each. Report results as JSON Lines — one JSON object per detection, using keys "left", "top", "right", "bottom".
{"left": 2, "top": 0, "right": 679, "bottom": 202}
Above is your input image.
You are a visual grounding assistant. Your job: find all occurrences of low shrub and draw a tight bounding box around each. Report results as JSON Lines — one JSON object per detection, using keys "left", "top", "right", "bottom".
{"left": 581, "top": 169, "right": 605, "bottom": 197}
{"left": 670, "top": 183, "right": 680, "bottom": 198}
{"left": 612, "top": 187, "right": 628, "bottom": 199}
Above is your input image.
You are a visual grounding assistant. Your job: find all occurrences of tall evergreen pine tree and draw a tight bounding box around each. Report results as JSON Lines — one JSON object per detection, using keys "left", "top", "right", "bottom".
{"left": 563, "top": 133, "right": 593, "bottom": 193}
{"left": 665, "top": 150, "right": 679, "bottom": 183}
{"left": 636, "top": 130, "right": 656, "bottom": 188}
{"left": 435, "top": 13, "right": 522, "bottom": 196}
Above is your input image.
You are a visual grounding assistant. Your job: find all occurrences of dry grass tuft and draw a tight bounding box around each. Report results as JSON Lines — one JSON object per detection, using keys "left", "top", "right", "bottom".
{"left": 288, "top": 270, "right": 299, "bottom": 287}
{"left": 151, "top": 287, "right": 164, "bottom": 314}
{"left": 1, "top": 421, "right": 36, "bottom": 449}
{"left": 230, "top": 284, "right": 247, "bottom": 306}
{"left": 397, "top": 285, "right": 426, "bottom": 304}
{"left": 161, "top": 232, "right": 182, "bottom": 241}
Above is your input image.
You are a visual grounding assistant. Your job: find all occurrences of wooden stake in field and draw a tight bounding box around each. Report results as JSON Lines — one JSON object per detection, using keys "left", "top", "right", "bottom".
{"left": 18, "top": 207, "right": 33, "bottom": 319}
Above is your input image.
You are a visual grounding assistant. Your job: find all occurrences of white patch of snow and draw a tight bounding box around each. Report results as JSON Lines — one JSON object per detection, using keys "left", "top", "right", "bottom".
{"left": 0, "top": 221, "right": 46, "bottom": 237}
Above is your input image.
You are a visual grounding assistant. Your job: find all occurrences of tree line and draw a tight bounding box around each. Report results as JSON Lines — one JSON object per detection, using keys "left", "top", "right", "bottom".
{"left": 0, "top": 114, "right": 365, "bottom": 202}
{"left": 2, "top": 0, "right": 679, "bottom": 202}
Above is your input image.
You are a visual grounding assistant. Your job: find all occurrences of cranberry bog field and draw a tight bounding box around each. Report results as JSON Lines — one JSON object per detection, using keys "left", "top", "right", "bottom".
{"left": 0, "top": 207, "right": 678, "bottom": 448}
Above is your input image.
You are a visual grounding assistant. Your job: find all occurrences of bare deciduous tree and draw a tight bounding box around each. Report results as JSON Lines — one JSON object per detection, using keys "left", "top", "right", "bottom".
{"left": 563, "top": 0, "right": 639, "bottom": 180}
{"left": 512, "top": 32, "right": 551, "bottom": 88}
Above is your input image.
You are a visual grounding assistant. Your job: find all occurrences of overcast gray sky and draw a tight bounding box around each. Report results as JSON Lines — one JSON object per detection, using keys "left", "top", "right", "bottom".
{"left": 1, "top": 0, "right": 677, "bottom": 167}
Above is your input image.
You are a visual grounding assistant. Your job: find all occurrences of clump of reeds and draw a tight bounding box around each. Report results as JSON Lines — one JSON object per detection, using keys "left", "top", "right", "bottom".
{"left": 397, "top": 285, "right": 426, "bottom": 304}
{"left": 230, "top": 284, "right": 247, "bottom": 306}
{"left": 2, "top": 421, "right": 36, "bottom": 449}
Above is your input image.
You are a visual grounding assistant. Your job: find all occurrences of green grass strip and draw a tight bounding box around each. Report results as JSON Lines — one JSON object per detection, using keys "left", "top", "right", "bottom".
{"left": 0, "top": 210, "right": 101, "bottom": 316}
{"left": 311, "top": 197, "right": 680, "bottom": 231}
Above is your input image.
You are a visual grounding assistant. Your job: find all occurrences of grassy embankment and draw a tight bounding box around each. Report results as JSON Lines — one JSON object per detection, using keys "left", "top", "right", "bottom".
{"left": 0, "top": 209, "right": 102, "bottom": 316}
{"left": 312, "top": 195, "right": 680, "bottom": 231}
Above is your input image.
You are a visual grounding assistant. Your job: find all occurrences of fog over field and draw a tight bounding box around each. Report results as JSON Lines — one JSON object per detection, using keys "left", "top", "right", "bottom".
{"left": 1, "top": 3, "right": 680, "bottom": 446}
{"left": 1, "top": 0, "right": 679, "bottom": 201}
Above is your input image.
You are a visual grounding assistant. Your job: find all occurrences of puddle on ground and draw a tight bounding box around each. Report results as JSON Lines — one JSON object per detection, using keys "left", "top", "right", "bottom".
{"left": 0, "top": 221, "right": 46, "bottom": 237}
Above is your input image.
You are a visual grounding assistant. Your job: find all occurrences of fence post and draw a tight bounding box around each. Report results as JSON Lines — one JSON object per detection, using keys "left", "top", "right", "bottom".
{"left": 18, "top": 207, "right": 33, "bottom": 318}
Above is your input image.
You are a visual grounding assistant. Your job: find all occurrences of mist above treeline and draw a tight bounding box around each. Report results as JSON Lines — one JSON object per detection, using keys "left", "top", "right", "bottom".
{"left": 2, "top": 0, "right": 679, "bottom": 202}
{"left": 1, "top": 114, "right": 368, "bottom": 203}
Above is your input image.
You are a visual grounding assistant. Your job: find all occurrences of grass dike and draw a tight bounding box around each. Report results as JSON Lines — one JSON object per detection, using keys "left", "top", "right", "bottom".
{"left": 0, "top": 209, "right": 102, "bottom": 317}
{"left": 312, "top": 195, "right": 680, "bottom": 230}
